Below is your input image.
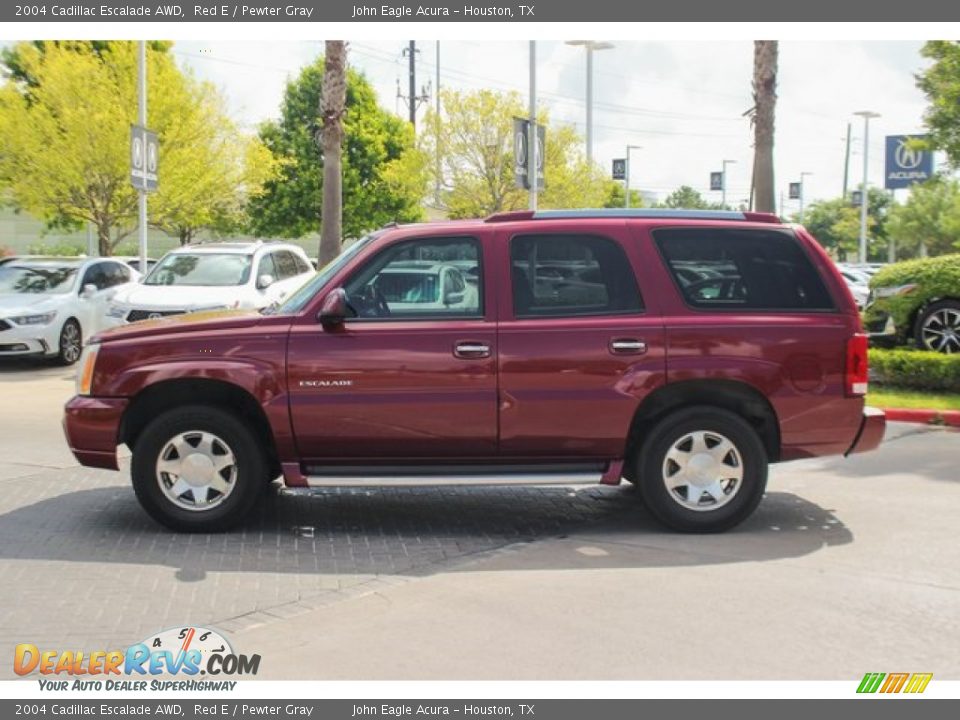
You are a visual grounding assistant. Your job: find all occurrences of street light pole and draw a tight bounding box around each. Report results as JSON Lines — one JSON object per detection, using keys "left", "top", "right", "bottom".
{"left": 566, "top": 41, "right": 614, "bottom": 166}
{"left": 799, "top": 171, "right": 813, "bottom": 223}
{"left": 529, "top": 41, "right": 537, "bottom": 211}
{"left": 721, "top": 159, "right": 736, "bottom": 209}
{"left": 854, "top": 110, "right": 880, "bottom": 264}
{"left": 624, "top": 145, "right": 642, "bottom": 208}
{"left": 138, "top": 41, "right": 147, "bottom": 270}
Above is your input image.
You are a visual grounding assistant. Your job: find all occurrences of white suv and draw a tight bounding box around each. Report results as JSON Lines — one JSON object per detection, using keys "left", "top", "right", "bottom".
{"left": 106, "top": 241, "right": 314, "bottom": 325}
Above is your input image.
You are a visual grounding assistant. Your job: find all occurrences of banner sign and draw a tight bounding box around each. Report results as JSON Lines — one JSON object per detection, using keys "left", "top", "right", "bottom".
{"left": 513, "top": 117, "right": 545, "bottom": 191}
{"left": 613, "top": 159, "right": 627, "bottom": 180}
{"left": 788, "top": 182, "right": 801, "bottom": 200}
{"left": 884, "top": 134, "right": 933, "bottom": 189}
{"left": 710, "top": 171, "right": 723, "bottom": 191}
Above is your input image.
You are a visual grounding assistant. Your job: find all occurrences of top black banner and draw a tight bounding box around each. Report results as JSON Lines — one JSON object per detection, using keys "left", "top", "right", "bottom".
{"left": 4, "top": 0, "right": 960, "bottom": 22}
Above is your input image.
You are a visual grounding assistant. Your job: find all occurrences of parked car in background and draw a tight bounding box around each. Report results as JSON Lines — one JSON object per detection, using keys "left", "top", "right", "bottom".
{"left": 115, "top": 256, "right": 157, "bottom": 275}
{"left": 105, "top": 241, "right": 314, "bottom": 325}
{"left": 836, "top": 266, "right": 870, "bottom": 309}
{"left": 0, "top": 256, "right": 137, "bottom": 364}
{"left": 65, "top": 209, "right": 883, "bottom": 534}
{"left": 864, "top": 253, "right": 960, "bottom": 353}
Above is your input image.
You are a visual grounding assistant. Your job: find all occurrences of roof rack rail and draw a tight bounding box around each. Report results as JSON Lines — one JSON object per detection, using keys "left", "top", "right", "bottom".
{"left": 484, "top": 208, "right": 781, "bottom": 224}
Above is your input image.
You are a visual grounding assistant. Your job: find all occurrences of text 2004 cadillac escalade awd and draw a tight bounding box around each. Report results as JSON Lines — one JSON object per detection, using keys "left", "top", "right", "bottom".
{"left": 64, "top": 209, "right": 885, "bottom": 533}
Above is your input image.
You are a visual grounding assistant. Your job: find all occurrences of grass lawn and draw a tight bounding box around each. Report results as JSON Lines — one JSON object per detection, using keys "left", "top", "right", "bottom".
{"left": 867, "top": 386, "right": 960, "bottom": 411}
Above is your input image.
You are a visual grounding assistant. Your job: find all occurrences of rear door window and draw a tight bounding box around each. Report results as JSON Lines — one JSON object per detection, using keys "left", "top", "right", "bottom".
{"left": 654, "top": 228, "right": 835, "bottom": 311}
{"left": 510, "top": 234, "right": 643, "bottom": 318}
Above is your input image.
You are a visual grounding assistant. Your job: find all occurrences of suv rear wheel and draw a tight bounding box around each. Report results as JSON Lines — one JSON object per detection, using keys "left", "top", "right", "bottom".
{"left": 131, "top": 406, "right": 267, "bottom": 532}
{"left": 636, "top": 406, "right": 767, "bottom": 533}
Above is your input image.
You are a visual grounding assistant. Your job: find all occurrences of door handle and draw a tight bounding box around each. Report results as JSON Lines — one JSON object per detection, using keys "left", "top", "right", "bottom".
{"left": 453, "top": 341, "right": 491, "bottom": 359}
{"left": 609, "top": 338, "right": 647, "bottom": 355}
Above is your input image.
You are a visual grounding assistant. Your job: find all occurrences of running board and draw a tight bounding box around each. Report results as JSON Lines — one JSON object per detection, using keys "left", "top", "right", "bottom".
{"left": 282, "top": 460, "right": 625, "bottom": 488}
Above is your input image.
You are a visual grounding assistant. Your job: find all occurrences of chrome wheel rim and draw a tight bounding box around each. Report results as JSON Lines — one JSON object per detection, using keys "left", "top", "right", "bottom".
{"left": 60, "top": 323, "right": 81, "bottom": 363}
{"left": 921, "top": 308, "right": 960, "bottom": 354}
{"left": 156, "top": 431, "right": 238, "bottom": 512}
{"left": 662, "top": 430, "right": 744, "bottom": 512}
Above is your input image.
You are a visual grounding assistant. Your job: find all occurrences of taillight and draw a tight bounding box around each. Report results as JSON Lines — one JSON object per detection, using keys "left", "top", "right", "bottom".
{"left": 846, "top": 334, "right": 868, "bottom": 397}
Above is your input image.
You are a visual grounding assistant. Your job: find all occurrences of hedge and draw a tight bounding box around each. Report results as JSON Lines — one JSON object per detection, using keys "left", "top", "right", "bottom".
{"left": 869, "top": 347, "right": 960, "bottom": 392}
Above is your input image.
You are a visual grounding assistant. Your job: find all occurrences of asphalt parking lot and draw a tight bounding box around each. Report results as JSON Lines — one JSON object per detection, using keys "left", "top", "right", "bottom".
{"left": 1, "top": 358, "right": 959, "bottom": 680}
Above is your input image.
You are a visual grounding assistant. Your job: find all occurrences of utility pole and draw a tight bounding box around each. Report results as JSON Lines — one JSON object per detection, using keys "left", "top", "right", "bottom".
{"left": 721, "top": 159, "right": 736, "bottom": 209}
{"left": 842, "top": 122, "right": 852, "bottom": 198}
{"left": 566, "top": 41, "right": 614, "bottom": 166}
{"left": 799, "top": 171, "right": 813, "bottom": 223}
{"left": 435, "top": 41, "right": 441, "bottom": 207}
{"left": 854, "top": 110, "right": 880, "bottom": 264}
{"left": 624, "top": 145, "right": 642, "bottom": 208}
{"left": 137, "top": 40, "right": 147, "bottom": 270}
{"left": 399, "top": 41, "right": 430, "bottom": 131}
{"left": 529, "top": 41, "right": 537, "bottom": 211}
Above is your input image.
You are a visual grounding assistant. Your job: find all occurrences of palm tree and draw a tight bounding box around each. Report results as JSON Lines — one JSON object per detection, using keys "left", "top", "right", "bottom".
{"left": 751, "top": 41, "right": 778, "bottom": 213}
{"left": 319, "top": 41, "right": 347, "bottom": 266}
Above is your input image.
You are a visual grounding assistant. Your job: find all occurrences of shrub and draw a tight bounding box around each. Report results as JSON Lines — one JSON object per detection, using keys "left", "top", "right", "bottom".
{"left": 869, "top": 347, "right": 960, "bottom": 392}
{"left": 25, "top": 240, "right": 85, "bottom": 256}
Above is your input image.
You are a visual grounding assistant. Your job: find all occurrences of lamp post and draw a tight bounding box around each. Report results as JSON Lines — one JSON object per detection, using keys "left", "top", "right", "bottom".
{"left": 721, "top": 159, "right": 736, "bottom": 209}
{"left": 798, "top": 171, "right": 813, "bottom": 223}
{"left": 566, "top": 41, "right": 614, "bottom": 165}
{"left": 853, "top": 111, "right": 880, "bottom": 263}
{"left": 624, "top": 145, "right": 642, "bottom": 208}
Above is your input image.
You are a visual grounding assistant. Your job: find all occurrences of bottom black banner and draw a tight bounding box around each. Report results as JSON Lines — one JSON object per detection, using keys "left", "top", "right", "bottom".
{"left": 2, "top": 699, "right": 958, "bottom": 720}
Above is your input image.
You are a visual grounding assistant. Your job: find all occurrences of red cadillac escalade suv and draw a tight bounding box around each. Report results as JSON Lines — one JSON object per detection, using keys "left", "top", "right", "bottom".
{"left": 63, "top": 209, "right": 885, "bottom": 533}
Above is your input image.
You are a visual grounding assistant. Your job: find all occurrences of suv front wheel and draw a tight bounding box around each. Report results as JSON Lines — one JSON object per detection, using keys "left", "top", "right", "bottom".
{"left": 131, "top": 406, "right": 267, "bottom": 532}
{"left": 636, "top": 406, "right": 768, "bottom": 533}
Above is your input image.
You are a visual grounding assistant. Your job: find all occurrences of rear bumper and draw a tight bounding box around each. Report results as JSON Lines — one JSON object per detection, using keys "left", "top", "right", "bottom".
{"left": 845, "top": 406, "right": 886, "bottom": 456}
{"left": 63, "top": 396, "right": 128, "bottom": 470}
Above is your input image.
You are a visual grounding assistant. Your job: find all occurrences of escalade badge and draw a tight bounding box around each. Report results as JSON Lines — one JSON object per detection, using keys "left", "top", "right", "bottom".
{"left": 299, "top": 379, "right": 353, "bottom": 388}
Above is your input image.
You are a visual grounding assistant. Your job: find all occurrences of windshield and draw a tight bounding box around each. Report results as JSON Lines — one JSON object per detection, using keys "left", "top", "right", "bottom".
{"left": 270, "top": 232, "right": 381, "bottom": 314}
{"left": 144, "top": 253, "right": 253, "bottom": 287}
{"left": 0, "top": 265, "right": 78, "bottom": 294}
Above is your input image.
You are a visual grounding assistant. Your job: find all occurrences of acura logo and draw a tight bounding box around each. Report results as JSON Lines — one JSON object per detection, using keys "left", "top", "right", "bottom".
{"left": 148, "top": 312, "right": 162, "bottom": 319}
{"left": 894, "top": 139, "right": 923, "bottom": 170}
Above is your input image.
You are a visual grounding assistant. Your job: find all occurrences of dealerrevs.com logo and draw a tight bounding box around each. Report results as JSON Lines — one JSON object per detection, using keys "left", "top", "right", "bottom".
{"left": 14, "top": 626, "right": 260, "bottom": 691}
{"left": 857, "top": 672, "right": 933, "bottom": 694}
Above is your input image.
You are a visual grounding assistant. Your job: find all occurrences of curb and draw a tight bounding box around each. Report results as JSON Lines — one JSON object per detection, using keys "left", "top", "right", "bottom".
{"left": 883, "top": 408, "right": 960, "bottom": 428}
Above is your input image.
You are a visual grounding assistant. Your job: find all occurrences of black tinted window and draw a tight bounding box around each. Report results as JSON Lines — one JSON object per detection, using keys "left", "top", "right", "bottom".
{"left": 510, "top": 234, "right": 643, "bottom": 318}
{"left": 81, "top": 263, "right": 109, "bottom": 290}
{"left": 655, "top": 228, "right": 835, "bottom": 311}
{"left": 275, "top": 251, "right": 298, "bottom": 279}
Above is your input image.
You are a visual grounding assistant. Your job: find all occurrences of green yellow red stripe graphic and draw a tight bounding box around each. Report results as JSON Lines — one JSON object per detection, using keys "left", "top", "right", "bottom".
{"left": 857, "top": 672, "right": 932, "bottom": 694}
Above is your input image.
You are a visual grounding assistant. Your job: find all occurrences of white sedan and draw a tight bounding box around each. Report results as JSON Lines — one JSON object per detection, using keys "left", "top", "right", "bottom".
{"left": 0, "top": 257, "right": 138, "bottom": 364}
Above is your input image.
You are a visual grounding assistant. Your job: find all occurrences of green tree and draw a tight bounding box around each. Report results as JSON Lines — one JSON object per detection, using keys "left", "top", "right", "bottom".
{"left": 800, "top": 188, "right": 892, "bottom": 261}
{"left": 420, "top": 89, "right": 612, "bottom": 218}
{"left": 917, "top": 41, "right": 960, "bottom": 166}
{"left": 888, "top": 177, "right": 960, "bottom": 258}
{"left": 248, "top": 58, "right": 426, "bottom": 241}
{"left": 604, "top": 184, "right": 645, "bottom": 209}
{"left": 0, "top": 41, "right": 274, "bottom": 254}
{"left": 657, "top": 185, "right": 724, "bottom": 210}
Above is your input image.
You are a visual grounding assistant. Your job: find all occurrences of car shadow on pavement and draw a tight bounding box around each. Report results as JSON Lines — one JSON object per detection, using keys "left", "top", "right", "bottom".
{"left": 0, "top": 482, "right": 852, "bottom": 581}
{"left": 0, "top": 357, "right": 75, "bottom": 381}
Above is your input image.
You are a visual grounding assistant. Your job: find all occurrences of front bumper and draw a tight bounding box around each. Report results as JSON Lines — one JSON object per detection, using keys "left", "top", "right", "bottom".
{"left": 0, "top": 320, "right": 59, "bottom": 356}
{"left": 63, "top": 395, "right": 128, "bottom": 470}
{"left": 845, "top": 406, "right": 886, "bottom": 456}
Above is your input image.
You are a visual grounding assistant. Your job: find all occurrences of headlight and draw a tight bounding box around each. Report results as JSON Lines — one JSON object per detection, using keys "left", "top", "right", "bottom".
{"left": 107, "top": 305, "right": 127, "bottom": 319}
{"left": 8, "top": 311, "right": 57, "bottom": 326}
{"left": 874, "top": 283, "right": 917, "bottom": 299}
{"left": 76, "top": 343, "right": 100, "bottom": 396}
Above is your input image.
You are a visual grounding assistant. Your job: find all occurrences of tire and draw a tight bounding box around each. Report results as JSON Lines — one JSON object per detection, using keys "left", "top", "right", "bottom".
{"left": 56, "top": 319, "right": 83, "bottom": 366}
{"left": 635, "top": 406, "right": 767, "bottom": 533}
{"left": 914, "top": 300, "right": 960, "bottom": 354}
{"left": 131, "top": 405, "right": 268, "bottom": 532}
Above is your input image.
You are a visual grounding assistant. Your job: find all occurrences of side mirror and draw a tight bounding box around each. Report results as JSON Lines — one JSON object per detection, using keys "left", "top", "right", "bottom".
{"left": 444, "top": 290, "right": 465, "bottom": 306}
{"left": 318, "top": 288, "right": 350, "bottom": 329}
{"left": 257, "top": 273, "right": 275, "bottom": 290}
{"left": 80, "top": 284, "right": 97, "bottom": 299}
